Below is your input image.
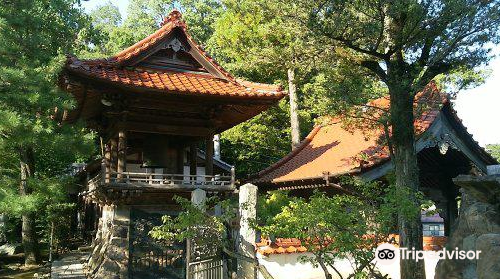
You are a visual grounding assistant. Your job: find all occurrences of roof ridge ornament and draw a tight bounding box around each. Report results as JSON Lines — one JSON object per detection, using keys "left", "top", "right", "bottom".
{"left": 162, "top": 9, "right": 184, "bottom": 26}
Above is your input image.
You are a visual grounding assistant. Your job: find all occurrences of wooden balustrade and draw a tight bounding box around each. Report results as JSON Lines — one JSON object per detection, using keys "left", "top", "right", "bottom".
{"left": 87, "top": 169, "right": 235, "bottom": 190}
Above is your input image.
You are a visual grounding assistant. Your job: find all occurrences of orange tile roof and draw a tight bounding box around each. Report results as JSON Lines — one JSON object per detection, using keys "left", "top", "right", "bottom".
{"left": 255, "top": 235, "right": 447, "bottom": 255}
{"left": 252, "top": 84, "right": 444, "bottom": 184}
{"left": 64, "top": 10, "right": 284, "bottom": 100}
{"left": 66, "top": 57, "right": 283, "bottom": 99}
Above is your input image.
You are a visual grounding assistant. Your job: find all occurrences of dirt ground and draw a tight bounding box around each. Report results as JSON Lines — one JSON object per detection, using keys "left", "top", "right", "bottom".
{"left": 0, "top": 263, "right": 50, "bottom": 279}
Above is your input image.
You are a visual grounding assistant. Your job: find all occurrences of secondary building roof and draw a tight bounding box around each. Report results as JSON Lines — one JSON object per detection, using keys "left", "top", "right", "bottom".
{"left": 250, "top": 84, "right": 496, "bottom": 188}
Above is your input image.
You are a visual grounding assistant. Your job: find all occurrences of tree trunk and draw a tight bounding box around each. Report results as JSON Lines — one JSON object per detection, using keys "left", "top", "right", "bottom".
{"left": 317, "top": 256, "right": 332, "bottom": 279}
{"left": 19, "top": 147, "right": 41, "bottom": 265}
{"left": 388, "top": 84, "right": 425, "bottom": 279}
{"left": 287, "top": 68, "right": 301, "bottom": 150}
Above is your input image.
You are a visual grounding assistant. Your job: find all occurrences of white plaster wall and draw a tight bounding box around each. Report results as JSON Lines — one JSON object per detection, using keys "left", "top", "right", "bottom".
{"left": 257, "top": 253, "right": 438, "bottom": 279}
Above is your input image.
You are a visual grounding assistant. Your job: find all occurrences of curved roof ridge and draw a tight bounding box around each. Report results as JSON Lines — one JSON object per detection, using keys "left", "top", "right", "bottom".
{"left": 82, "top": 10, "right": 237, "bottom": 83}
{"left": 110, "top": 12, "right": 180, "bottom": 64}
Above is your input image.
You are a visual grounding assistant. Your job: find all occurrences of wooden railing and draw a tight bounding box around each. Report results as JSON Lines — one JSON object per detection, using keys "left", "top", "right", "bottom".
{"left": 87, "top": 172, "right": 102, "bottom": 192}
{"left": 88, "top": 161, "right": 236, "bottom": 190}
{"left": 108, "top": 171, "right": 234, "bottom": 187}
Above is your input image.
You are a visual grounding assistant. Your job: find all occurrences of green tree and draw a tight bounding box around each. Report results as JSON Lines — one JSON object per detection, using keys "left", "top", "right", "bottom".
{"left": 150, "top": 178, "right": 418, "bottom": 279}
{"left": 0, "top": 0, "right": 95, "bottom": 264}
{"left": 86, "top": 0, "right": 223, "bottom": 57}
{"left": 209, "top": 0, "right": 382, "bottom": 177}
{"left": 486, "top": 144, "right": 500, "bottom": 161}
{"left": 220, "top": 102, "right": 294, "bottom": 177}
{"left": 277, "top": 1, "right": 500, "bottom": 277}
{"left": 209, "top": 0, "right": 328, "bottom": 150}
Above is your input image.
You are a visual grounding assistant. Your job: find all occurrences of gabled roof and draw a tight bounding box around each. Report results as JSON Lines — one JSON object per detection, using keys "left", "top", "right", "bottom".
{"left": 64, "top": 10, "right": 284, "bottom": 100}
{"left": 250, "top": 84, "right": 496, "bottom": 186}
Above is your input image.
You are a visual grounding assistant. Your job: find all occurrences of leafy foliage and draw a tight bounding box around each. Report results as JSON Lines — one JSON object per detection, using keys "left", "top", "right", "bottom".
{"left": 256, "top": 190, "right": 297, "bottom": 226}
{"left": 149, "top": 195, "right": 236, "bottom": 255}
{"left": 86, "top": 0, "right": 222, "bottom": 57}
{"left": 0, "top": 0, "right": 97, "bottom": 261}
{"left": 259, "top": 177, "right": 429, "bottom": 279}
{"left": 265, "top": 2, "right": 500, "bottom": 277}
{"left": 150, "top": 177, "right": 428, "bottom": 279}
{"left": 486, "top": 144, "right": 500, "bottom": 161}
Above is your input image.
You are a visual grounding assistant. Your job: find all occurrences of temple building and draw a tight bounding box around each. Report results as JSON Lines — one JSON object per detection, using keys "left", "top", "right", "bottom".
{"left": 61, "top": 10, "right": 284, "bottom": 279}
{"left": 250, "top": 84, "right": 497, "bottom": 238}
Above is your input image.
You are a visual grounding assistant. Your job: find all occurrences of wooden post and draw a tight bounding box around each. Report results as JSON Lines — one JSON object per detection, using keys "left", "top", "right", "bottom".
{"left": 104, "top": 143, "right": 111, "bottom": 183}
{"left": 110, "top": 137, "right": 118, "bottom": 172}
{"left": 205, "top": 135, "right": 214, "bottom": 178}
{"left": 176, "top": 148, "right": 184, "bottom": 180}
{"left": 100, "top": 159, "right": 106, "bottom": 184}
{"left": 117, "top": 130, "right": 127, "bottom": 180}
{"left": 190, "top": 143, "right": 197, "bottom": 183}
{"left": 214, "top": 134, "right": 221, "bottom": 160}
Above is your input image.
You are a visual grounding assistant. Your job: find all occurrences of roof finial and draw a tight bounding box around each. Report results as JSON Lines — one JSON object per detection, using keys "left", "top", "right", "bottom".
{"left": 162, "top": 9, "right": 183, "bottom": 26}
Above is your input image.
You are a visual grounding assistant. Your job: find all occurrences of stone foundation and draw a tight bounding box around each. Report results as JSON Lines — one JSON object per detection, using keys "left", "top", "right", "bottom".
{"left": 87, "top": 205, "right": 130, "bottom": 279}
{"left": 435, "top": 174, "right": 500, "bottom": 279}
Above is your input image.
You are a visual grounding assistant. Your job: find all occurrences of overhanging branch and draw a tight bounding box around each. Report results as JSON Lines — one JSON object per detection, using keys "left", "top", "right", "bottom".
{"left": 360, "top": 60, "right": 387, "bottom": 82}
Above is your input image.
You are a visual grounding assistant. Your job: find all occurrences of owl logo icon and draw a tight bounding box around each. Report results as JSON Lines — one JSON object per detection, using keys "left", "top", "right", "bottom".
{"left": 375, "top": 243, "right": 399, "bottom": 265}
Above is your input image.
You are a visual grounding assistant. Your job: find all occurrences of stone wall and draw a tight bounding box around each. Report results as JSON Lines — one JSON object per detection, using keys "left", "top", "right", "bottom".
{"left": 435, "top": 174, "right": 500, "bottom": 279}
{"left": 87, "top": 205, "right": 130, "bottom": 279}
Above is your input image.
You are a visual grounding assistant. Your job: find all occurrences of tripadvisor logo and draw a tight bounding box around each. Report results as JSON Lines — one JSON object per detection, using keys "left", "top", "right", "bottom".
{"left": 375, "top": 243, "right": 399, "bottom": 265}
{"left": 375, "top": 243, "right": 481, "bottom": 266}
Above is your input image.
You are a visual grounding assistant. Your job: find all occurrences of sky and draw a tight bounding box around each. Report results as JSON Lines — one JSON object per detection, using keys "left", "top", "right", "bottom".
{"left": 81, "top": 0, "right": 500, "bottom": 147}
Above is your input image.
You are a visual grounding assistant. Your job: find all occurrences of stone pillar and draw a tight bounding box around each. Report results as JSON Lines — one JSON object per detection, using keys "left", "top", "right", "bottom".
{"left": 109, "top": 206, "right": 130, "bottom": 279}
{"left": 88, "top": 205, "right": 131, "bottom": 279}
{"left": 447, "top": 197, "right": 458, "bottom": 234}
{"left": 191, "top": 188, "right": 207, "bottom": 208}
{"left": 187, "top": 189, "right": 207, "bottom": 278}
{"left": 435, "top": 174, "right": 500, "bottom": 279}
{"left": 237, "top": 183, "right": 258, "bottom": 279}
{"left": 117, "top": 130, "right": 127, "bottom": 180}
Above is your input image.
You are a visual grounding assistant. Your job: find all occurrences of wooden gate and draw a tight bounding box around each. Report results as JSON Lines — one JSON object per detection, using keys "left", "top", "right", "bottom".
{"left": 186, "top": 235, "right": 226, "bottom": 279}
{"left": 188, "top": 257, "right": 225, "bottom": 279}
{"left": 130, "top": 209, "right": 186, "bottom": 279}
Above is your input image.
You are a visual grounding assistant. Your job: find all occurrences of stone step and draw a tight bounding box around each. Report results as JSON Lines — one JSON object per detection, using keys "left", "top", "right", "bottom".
{"left": 51, "top": 251, "right": 89, "bottom": 279}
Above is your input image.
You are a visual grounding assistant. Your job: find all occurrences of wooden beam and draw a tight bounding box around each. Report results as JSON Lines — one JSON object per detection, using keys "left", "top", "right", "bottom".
{"left": 122, "top": 121, "right": 214, "bottom": 137}
{"left": 105, "top": 182, "right": 235, "bottom": 192}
